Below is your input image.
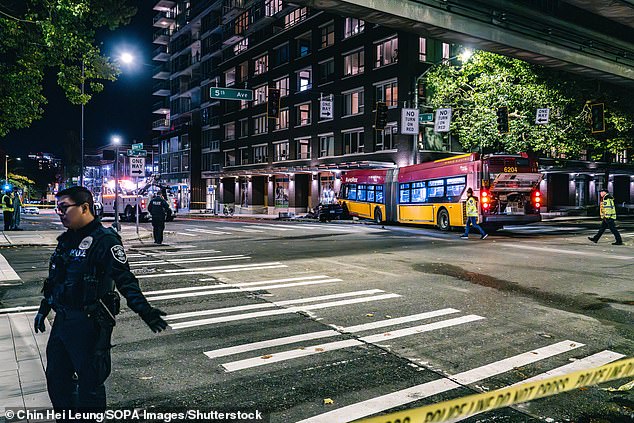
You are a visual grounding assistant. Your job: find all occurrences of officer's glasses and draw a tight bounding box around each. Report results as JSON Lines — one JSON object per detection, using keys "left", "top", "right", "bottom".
{"left": 55, "top": 203, "right": 80, "bottom": 215}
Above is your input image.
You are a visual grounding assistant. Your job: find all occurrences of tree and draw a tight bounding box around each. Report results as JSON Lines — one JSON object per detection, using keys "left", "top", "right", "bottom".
{"left": 0, "top": 0, "right": 136, "bottom": 136}
{"left": 425, "top": 51, "right": 634, "bottom": 158}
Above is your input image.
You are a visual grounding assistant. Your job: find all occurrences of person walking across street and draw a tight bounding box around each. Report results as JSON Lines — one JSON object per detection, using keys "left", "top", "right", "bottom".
{"left": 461, "top": 187, "right": 488, "bottom": 240}
{"left": 12, "top": 188, "right": 22, "bottom": 230}
{"left": 588, "top": 188, "right": 623, "bottom": 245}
{"left": 2, "top": 188, "right": 14, "bottom": 231}
{"left": 33, "top": 186, "right": 167, "bottom": 420}
{"left": 148, "top": 191, "right": 170, "bottom": 245}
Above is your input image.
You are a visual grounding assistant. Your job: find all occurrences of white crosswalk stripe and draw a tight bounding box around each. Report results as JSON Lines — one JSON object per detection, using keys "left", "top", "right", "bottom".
{"left": 296, "top": 340, "right": 585, "bottom": 423}
{"left": 215, "top": 226, "right": 264, "bottom": 233}
{"left": 245, "top": 224, "right": 294, "bottom": 231}
{"left": 129, "top": 255, "right": 250, "bottom": 267}
{"left": 186, "top": 228, "right": 230, "bottom": 235}
{"left": 136, "top": 262, "right": 287, "bottom": 278}
{"left": 177, "top": 232, "right": 198, "bottom": 237}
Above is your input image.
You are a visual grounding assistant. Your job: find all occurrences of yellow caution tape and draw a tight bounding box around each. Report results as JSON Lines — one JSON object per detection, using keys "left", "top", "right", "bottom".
{"left": 357, "top": 357, "right": 634, "bottom": 423}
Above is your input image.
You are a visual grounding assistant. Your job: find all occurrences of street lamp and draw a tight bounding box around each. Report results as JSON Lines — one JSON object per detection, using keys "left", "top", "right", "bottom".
{"left": 414, "top": 48, "right": 473, "bottom": 110}
{"left": 4, "top": 156, "right": 21, "bottom": 190}
{"left": 111, "top": 135, "right": 122, "bottom": 232}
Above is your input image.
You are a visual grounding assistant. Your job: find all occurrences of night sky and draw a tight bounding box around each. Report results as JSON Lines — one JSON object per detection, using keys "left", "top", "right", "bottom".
{"left": 1, "top": 3, "right": 155, "bottom": 159}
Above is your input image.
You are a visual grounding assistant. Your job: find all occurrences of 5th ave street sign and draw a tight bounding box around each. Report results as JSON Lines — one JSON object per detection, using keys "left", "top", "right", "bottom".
{"left": 127, "top": 149, "right": 147, "bottom": 157}
{"left": 209, "top": 87, "right": 253, "bottom": 101}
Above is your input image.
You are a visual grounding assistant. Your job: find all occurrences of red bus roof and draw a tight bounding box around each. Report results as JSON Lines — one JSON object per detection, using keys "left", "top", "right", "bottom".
{"left": 399, "top": 153, "right": 479, "bottom": 183}
{"left": 341, "top": 169, "right": 389, "bottom": 185}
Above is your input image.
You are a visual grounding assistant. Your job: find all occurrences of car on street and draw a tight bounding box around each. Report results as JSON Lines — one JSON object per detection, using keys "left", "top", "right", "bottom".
{"left": 22, "top": 206, "right": 40, "bottom": 215}
{"left": 317, "top": 202, "right": 345, "bottom": 222}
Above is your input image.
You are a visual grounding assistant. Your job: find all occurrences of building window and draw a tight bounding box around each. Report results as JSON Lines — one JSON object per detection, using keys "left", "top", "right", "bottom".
{"left": 237, "top": 61, "right": 248, "bottom": 82}
{"left": 297, "top": 32, "right": 311, "bottom": 57}
{"left": 265, "top": 0, "right": 282, "bottom": 16}
{"left": 321, "top": 23, "right": 334, "bottom": 48}
{"left": 224, "top": 68, "right": 236, "bottom": 86}
{"left": 253, "top": 145, "right": 268, "bottom": 163}
{"left": 376, "top": 80, "right": 398, "bottom": 107}
{"left": 275, "top": 77, "right": 289, "bottom": 97}
{"left": 344, "top": 17, "right": 364, "bottom": 38}
{"left": 253, "top": 114, "right": 268, "bottom": 135}
{"left": 319, "top": 59, "right": 335, "bottom": 84}
{"left": 234, "top": 38, "right": 248, "bottom": 55}
{"left": 343, "top": 89, "right": 364, "bottom": 116}
{"left": 298, "top": 68, "right": 312, "bottom": 91}
{"left": 239, "top": 148, "right": 249, "bottom": 165}
{"left": 224, "top": 122, "right": 235, "bottom": 141}
{"left": 376, "top": 36, "right": 398, "bottom": 67}
{"left": 276, "top": 108, "right": 289, "bottom": 130}
{"left": 284, "top": 7, "right": 308, "bottom": 28}
{"left": 343, "top": 130, "right": 364, "bottom": 154}
{"left": 240, "top": 99, "right": 249, "bottom": 110}
{"left": 254, "top": 54, "right": 268, "bottom": 75}
{"left": 239, "top": 118, "right": 249, "bottom": 138}
{"left": 273, "top": 43, "right": 289, "bottom": 67}
{"left": 419, "top": 37, "right": 427, "bottom": 62}
{"left": 442, "top": 42, "right": 450, "bottom": 60}
{"left": 319, "top": 135, "right": 334, "bottom": 157}
{"left": 296, "top": 138, "right": 310, "bottom": 159}
{"left": 274, "top": 142, "right": 289, "bottom": 161}
{"left": 343, "top": 49, "right": 364, "bottom": 76}
{"left": 375, "top": 123, "right": 397, "bottom": 150}
{"left": 296, "top": 103, "right": 311, "bottom": 126}
{"left": 254, "top": 85, "right": 268, "bottom": 105}
{"left": 235, "top": 10, "right": 249, "bottom": 34}
{"left": 224, "top": 150, "right": 235, "bottom": 166}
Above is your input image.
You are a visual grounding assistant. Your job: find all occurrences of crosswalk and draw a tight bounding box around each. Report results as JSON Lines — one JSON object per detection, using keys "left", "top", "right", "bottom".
{"left": 120, "top": 243, "right": 629, "bottom": 422}
{"left": 173, "top": 222, "right": 385, "bottom": 239}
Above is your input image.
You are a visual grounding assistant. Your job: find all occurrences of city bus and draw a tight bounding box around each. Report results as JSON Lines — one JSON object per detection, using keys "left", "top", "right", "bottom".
{"left": 339, "top": 153, "right": 543, "bottom": 230}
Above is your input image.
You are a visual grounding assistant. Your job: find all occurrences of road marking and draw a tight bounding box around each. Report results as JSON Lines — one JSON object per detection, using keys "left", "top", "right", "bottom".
{"left": 169, "top": 294, "right": 401, "bottom": 330}
{"left": 186, "top": 228, "right": 231, "bottom": 235}
{"left": 221, "top": 315, "right": 484, "bottom": 372}
{"left": 177, "top": 232, "right": 198, "bottom": 237}
{"left": 0, "top": 305, "right": 39, "bottom": 314}
{"left": 129, "top": 255, "right": 251, "bottom": 267}
{"left": 170, "top": 290, "right": 387, "bottom": 321}
{"left": 0, "top": 253, "right": 21, "bottom": 282}
{"left": 296, "top": 340, "right": 584, "bottom": 423}
{"left": 215, "top": 226, "right": 264, "bottom": 233}
{"left": 499, "top": 243, "right": 633, "bottom": 260}
{"left": 203, "top": 308, "right": 459, "bottom": 359}
{"left": 199, "top": 274, "right": 331, "bottom": 283}
{"left": 246, "top": 225, "right": 295, "bottom": 231}
{"left": 151, "top": 249, "right": 221, "bottom": 256}
{"left": 137, "top": 262, "right": 286, "bottom": 278}
{"left": 146, "top": 279, "right": 343, "bottom": 301}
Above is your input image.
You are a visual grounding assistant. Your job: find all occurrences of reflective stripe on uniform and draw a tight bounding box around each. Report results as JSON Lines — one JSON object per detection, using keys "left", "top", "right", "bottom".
{"left": 466, "top": 196, "right": 478, "bottom": 217}
{"left": 601, "top": 197, "right": 616, "bottom": 219}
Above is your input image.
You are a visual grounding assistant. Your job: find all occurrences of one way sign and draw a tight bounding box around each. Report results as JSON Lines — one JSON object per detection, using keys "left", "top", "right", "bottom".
{"left": 535, "top": 108, "right": 550, "bottom": 125}
{"left": 130, "top": 157, "right": 145, "bottom": 177}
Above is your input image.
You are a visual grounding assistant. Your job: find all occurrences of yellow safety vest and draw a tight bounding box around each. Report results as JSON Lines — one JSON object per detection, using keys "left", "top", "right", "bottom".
{"left": 600, "top": 196, "right": 616, "bottom": 220}
{"left": 2, "top": 194, "right": 13, "bottom": 212}
{"left": 466, "top": 196, "right": 478, "bottom": 217}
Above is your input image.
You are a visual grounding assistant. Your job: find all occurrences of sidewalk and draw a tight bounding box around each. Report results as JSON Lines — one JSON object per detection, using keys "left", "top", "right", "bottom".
{"left": 0, "top": 226, "right": 154, "bottom": 247}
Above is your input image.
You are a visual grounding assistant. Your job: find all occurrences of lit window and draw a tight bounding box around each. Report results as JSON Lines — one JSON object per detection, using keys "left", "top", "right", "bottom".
{"left": 321, "top": 23, "right": 334, "bottom": 48}
{"left": 224, "top": 68, "right": 236, "bottom": 86}
{"left": 297, "top": 32, "right": 311, "bottom": 57}
{"left": 344, "top": 17, "right": 364, "bottom": 38}
{"left": 343, "top": 50, "right": 364, "bottom": 76}
{"left": 276, "top": 109, "right": 289, "bottom": 130}
{"left": 224, "top": 122, "right": 235, "bottom": 141}
{"left": 319, "top": 135, "right": 334, "bottom": 157}
{"left": 298, "top": 68, "right": 312, "bottom": 91}
{"left": 253, "top": 145, "right": 268, "bottom": 163}
{"left": 419, "top": 37, "right": 427, "bottom": 62}
{"left": 265, "top": 0, "right": 282, "bottom": 16}
{"left": 343, "top": 130, "right": 364, "bottom": 154}
{"left": 275, "top": 77, "right": 289, "bottom": 97}
{"left": 253, "top": 85, "right": 268, "bottom": 105}
{"left": 343, "top": 89, "right": 364, "bottom": 116}
{"left": 296, "top": 103, "right": 311, "bottom": 126}
{"left": 442, "top": 42, "right": 450, "bottom": 60}
{"left": 375, "top": 123, "right": 397, "bottom": 151}
{"left": 274, "top": 142, "right": 289, "bottom": 161}
{"left": 296, "top": 139, "right": 310, "bottom": 159}
{"left": 376, "top": 37, "right": 398, "bottom": 67}
{"left": 254, "top": 54, "right": 268, "bottom": 75}
{"left": 284, "top": 7, "right": 307, "bottom": 28}
{"left": 375, "top": 80, "right": 398, "bottom": 107}
{"left": 233, "top": 39, "right": 248, "bottom": 54}
{"left": 253, "top": 114, "right": 268, "bottom": 135}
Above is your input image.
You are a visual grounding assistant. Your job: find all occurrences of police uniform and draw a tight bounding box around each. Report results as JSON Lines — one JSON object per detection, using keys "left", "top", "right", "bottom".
{"left": 2, "top": 192, "right": 14, "bottom": 231}
{"left": 36, "top": 218, "right": 165, "bottom": 415}
{"left": 589, "top": 193, "right": 622, "bottom": 245}
{"left": 148, "top": 195, "right": 170, "bottom": 244}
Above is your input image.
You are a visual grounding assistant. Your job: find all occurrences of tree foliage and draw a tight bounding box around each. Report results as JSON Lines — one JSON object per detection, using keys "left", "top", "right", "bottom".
{"left": 0, "top": 0, "right": 136, "bottom": 136}
{"left": 426, "top": 51, "right": 634, "bottom": 157}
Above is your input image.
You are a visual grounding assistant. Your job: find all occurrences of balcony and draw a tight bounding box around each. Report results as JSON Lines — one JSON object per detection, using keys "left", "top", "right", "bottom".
{"left": 152, "top": 80, "right": 170, "bottom": 96}
{"left": 152, "top": 99, "right": 170, "bottom": 114}
{"left": 153, "top": 11, "right": 175, "bottom": 28}
{"left": 153, "top": 0, "right": 176, "bottom": 12}
{"left": 222, "top": 23, "right": 245, "bottom": 46}
{"left": 152, "top": 45, "right": 171, "bottom": 61}
{"left": 152, "top": 117, "right": 170, "bottom": 131}
{"left": 222, "top": 0, "right": 246, "bottom": 24}
{"left": 153, "top": 28, "right": 172, "bottom": 45}
{"left": 152, "top": 63, "right": 170, "bottom": 79}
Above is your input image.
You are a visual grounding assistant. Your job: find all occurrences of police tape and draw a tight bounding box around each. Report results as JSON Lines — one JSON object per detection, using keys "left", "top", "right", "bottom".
{"left": 357, "top": 357, "right": 634, "bottom": 423}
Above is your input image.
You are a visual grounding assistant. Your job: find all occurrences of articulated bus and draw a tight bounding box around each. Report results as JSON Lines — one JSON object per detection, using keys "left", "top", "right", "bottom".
{"left": 339, "top": 153, "right": 543, "bottom": 231}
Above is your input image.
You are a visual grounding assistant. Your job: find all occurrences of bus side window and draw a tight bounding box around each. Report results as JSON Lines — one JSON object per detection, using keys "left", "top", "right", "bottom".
{"left": 358, "top": 185, "right": 367, "bottom": 201}
{"left": 367, "top": 186, "right": 375, "bottom": 202}
{"left": 399, "top": 183, "right": 411, "bottom": 203}
{"left": 376, "top": 186, "right": 384, "bottom": 204}
{"left": 348, "top": 184, "right": 357, "bottom": 200}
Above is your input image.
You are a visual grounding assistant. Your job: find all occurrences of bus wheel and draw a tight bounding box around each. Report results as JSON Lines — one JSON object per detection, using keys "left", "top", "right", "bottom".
{"left": 374, "top": 208, "right": 382, "bottom": 224}
{"left": 124, "top": 206, "right": 134, "bottom": 222}
{"left": 437, "top": 208, "right": 450, "bottom": 231}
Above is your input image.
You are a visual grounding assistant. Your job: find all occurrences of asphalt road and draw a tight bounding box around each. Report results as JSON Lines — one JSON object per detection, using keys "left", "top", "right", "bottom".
{"left": 1, "top": 213, "right": 633, "bottom": 422}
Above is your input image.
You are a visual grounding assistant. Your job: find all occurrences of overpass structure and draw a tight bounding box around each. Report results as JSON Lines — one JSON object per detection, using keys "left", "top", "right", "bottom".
{"left": 294, "top": 0, "right": 634, "bottom": 88}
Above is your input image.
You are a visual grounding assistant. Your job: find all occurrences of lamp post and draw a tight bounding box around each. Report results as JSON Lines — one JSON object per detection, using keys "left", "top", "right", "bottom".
{"left": 112, "top": 135, "right": 122, "bottom": 232}
{"left": 4, "top": 156, "right": 21, "bottom": 189}
{"left": 80, "top": 60, "right": 85, "bottom": 187}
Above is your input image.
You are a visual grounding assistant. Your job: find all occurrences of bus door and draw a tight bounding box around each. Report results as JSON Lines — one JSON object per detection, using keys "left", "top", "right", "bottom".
{"left": 353, "top": 185, "right": 372, "bottom": 218}
{"left": 397, "top": 182, "right": 435, "bottom": 223}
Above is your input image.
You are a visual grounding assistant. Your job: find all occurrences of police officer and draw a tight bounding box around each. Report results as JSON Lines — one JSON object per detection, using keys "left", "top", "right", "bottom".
{"left": 588, "top": 188, "right": 623, "bottom": 245}
{"left": 2, "top": 189, "right": 14, "bottom": 231}
{"left": 460, "top": 187, "right": 488, "bottom": 240}
{"left": 34, "top": 186, "right": 167, "bottom": 418}
{"left": 148, "top": 191, "right": 170, "bottom": 245}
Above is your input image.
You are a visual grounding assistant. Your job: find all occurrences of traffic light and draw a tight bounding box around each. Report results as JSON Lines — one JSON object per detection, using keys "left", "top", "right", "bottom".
{"left": 590, "top": 103, "right": 605, "bottom": 133}
{"left": 267, "top": 88, "right": 281, "bottom": 119}
{"left": 417, "top": 79, "right": 426, "bottom": 105}
{"left": 375, "top": 102, "right": 388, "bottom": 130}
{"left": 496, "top": 106, "right": 509, "bottom": 134}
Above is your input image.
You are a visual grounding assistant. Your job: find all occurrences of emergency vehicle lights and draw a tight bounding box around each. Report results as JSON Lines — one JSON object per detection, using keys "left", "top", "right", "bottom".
{"left": 532, "top": 190, "right": 541, "bottom": 209}
{"left": 481, "top": 190, "right": 491, "bottom": 209}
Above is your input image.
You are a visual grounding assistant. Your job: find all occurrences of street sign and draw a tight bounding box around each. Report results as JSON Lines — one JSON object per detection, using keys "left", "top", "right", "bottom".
{"left": 400, "top": 108, "right": 419, "bottom": 135}
{"left": 127, "top": 149, "right": 147, "bottom": 157}
{"left": 132, "top": 142, "right": 144, "bottom": 151}
{"left": 209, "top": 87, "right": 253, "bottom": 101}
{"left": 130, "top": 157, "right": 145, "bottom": 177}
{"left": 434, "top": 108, "right": 452, "bottom": 132}
{"left": 320, "top": 99, "right": 333, "bottom": 119}
{"left": 419, "top": 113, "right": 434, "bottom": 123}
{"left": 535, "top": 108, "right": 550, "bottom": 125}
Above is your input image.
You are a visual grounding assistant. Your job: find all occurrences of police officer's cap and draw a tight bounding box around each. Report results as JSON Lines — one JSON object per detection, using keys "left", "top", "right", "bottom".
{"left": 466, "top": 188, "right": 473, "bottom": 194}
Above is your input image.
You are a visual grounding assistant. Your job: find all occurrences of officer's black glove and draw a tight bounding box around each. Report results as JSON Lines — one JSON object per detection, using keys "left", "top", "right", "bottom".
{"left": 34, "top": 313, "right": 47, "bottom": 333}
{"left": 140, "top": 307, "right": 168, "bottom": 333}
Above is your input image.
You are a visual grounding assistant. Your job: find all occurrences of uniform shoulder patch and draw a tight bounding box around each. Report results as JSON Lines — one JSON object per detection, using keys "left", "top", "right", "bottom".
{"left": 111, "top": 245, "right": 127, "bottom": 264}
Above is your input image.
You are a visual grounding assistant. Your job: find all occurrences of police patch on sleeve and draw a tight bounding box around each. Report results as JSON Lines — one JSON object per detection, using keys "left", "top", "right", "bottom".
{"left": 79, "top": 236, "right": 93, "bottom": 250}
{"left": 111, "top": 245, "right": 128, "bottom": 264}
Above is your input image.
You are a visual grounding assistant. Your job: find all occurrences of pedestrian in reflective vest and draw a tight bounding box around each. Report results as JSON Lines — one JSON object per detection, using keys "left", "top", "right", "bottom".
{"left": 460, "top": 188, "right": 488, "bottom": 240}
{"left": 588, "top": 188, "right": 622, "bottom": 245}
{"left": 2, "top": 190, "right": 14, "bottom": 231}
